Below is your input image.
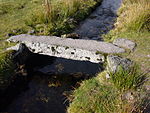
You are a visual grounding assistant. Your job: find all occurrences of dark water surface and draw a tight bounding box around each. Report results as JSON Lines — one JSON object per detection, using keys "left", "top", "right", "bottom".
{"left": 0, "top": 54, "right": 102, "bottom": 113}
{"left": 74, "top": 0, "right": 122, "bottom": 40}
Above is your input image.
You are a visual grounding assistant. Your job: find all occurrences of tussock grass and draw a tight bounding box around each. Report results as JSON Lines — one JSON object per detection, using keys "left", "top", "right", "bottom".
{"left": 104, "top": 0, "right": 150, "bottom": 71}
{"left": 27, "top": 0, "right": 102, "bottom": 35}
{"left": 68, "top": 65, "right": 148, "bottom": 113}
{"left": 0, "top": 0, "right": 102, "bottom": 38}
{"left": 105, "top": 0, "right": 150, "bottom": 41}
{"left": 116, "top": 0, "right": 150, "bottom": 32}
{"left": 68, "top": 79, "right": 119, "bottom": 113}
{"left": 109, "top": 65, "right": 146, "bottom": 92}
{"left": 102, "top": 1, "right": 150, "bottom": 111}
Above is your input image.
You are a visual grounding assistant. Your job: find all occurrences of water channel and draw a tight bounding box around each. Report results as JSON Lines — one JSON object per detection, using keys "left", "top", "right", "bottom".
{"left": 0, "top": 0, "right": 122, "bottom": 112}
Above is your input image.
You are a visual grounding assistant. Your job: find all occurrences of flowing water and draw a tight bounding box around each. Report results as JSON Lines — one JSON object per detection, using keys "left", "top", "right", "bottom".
{"left": 0, "top": 0, "right": 122, "bottom": 113}
{"left": 74, "top": 0, "right": 122, "bottom": 40}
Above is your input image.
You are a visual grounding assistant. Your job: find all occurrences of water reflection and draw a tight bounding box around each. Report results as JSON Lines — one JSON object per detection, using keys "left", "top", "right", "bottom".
{"left": 0, "top": 54, "right": 103, "bottom": 113}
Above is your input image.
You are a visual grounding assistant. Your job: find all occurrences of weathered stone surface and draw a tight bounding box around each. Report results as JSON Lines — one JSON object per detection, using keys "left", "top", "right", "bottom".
{"left": 7, "top": 34, "right": 125, "bottom": 63}
{"left": 113, "top": 38, "right": 136, "bottom": 50}
{"left": 106, "top": 55, "right": 132, "bottom": 73}
{"left": 7, "top": 34, "right": 125, "bottom": 53}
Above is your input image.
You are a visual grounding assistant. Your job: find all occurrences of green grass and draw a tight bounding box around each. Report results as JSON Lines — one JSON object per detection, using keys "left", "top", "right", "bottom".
{"left": 0, "top": 0, "right": 102, "bottom": 90}
{"left": 0, "top": 50, "right": 16, "bottom": 90}
{"left": 68, "top": 78, "right": 119, "bottom": 113}
{"left": 104, "top": 0, "right": 150, "bottom": 72}
{"left": 0, "top": 0, "right": 42, "bottom": 39}
{"left": 114, "top": 0, "right": 150, "bottom": 32}
{"left": 67, "top": 0, "right": 150, "bottom": 112}
{"left": 109, "top": 65, "right": 146, "bottom": 92}
{"left": 68, "top": 65, "right": 148, "bottom": 113}
{"left": 26, "top": 0, "right": 102, "bottom": 36}
{"left": 0, "top": 0, "right": 102, "bottom": 59}
{"left": 0, "top": 0, "right": 102, "bottom": 39}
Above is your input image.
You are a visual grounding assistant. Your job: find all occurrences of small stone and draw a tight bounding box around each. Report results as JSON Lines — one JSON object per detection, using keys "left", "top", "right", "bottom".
{"left": 107, "top": 55, "right": 132, "bottom": 73}
{"left": 28, "top": 30, "right": 35, "bottom": 34}
{"left": 122, "top": 92, "right": 134, "bottom": 102}
{"left": 105, "top": 73, "right": 110, "bottom": 79}
{"left": 145, "top": 85, "right": 150, "bottom": 91}
{"left": 61, "top": 33, "right": 80, "bottom": 39}
{"left": 12, "top": 30, "right": 18, "bottom": 33}
{"left": 113, "top": 38, "right": 136, "bottom": 51}
{"left": 6, "top": 33, "right": 13, "bottom": 37}
{"left": 147, "top": 55, "right": 150, "bottom": 58}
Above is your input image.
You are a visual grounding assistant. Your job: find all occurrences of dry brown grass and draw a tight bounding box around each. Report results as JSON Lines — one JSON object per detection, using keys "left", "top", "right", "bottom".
{"left": 115, "top": 0, "right": 150, "bottom": 32}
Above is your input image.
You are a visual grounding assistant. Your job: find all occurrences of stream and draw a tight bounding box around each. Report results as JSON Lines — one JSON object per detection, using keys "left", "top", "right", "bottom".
{"left": 74, "top": 0, "right": 122, "bottom": 40}
{"left": 0, "top": 0, "right": 122, "bottom": 113}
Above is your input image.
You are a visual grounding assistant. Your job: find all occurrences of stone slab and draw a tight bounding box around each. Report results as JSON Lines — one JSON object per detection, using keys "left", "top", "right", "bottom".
{"left": 113, "top": 38, "right": 136, "bottom": 51}
{"left": 7, "top": 34, "right": 125, "bottom": 63}
{"left": 7, "top": 34, "right": 125, "bottom": 54}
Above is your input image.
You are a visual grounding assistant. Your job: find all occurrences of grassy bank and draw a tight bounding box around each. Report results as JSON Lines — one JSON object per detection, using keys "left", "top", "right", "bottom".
{"left": 0, "top": 0, "right": 149, "bottom": 112}
{"left": 68, "top": 67, "right": 148, "bottom": 113}
{"left": 68, "top": 0, "right": 150, "bottom": 112}
{"left": 0, "top": 0, "right": 102, "bottom": 39}
{"left": 104, "top": 0, "right": 150, "bottom": 72}
{"left": 104, "top": 0, "right": 150, "bottom": 90}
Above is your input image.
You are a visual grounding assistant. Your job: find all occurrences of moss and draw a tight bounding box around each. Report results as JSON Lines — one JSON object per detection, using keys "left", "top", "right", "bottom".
{"left": 0, "top": 50, "right": 16, "bottom": 90}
